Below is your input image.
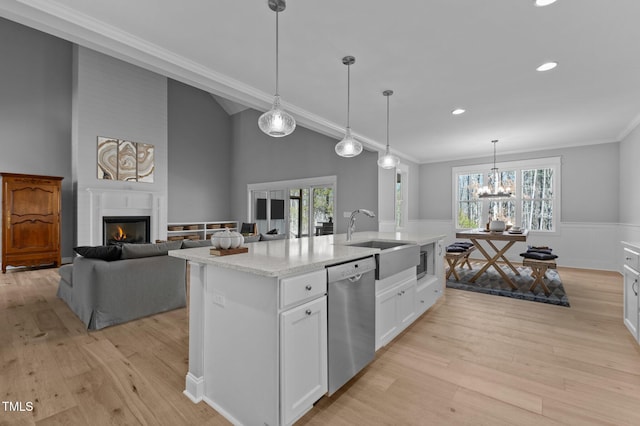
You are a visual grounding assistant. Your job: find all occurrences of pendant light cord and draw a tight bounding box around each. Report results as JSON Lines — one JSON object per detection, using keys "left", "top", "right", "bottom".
{"left": 346, "top": 62, "right": 351, "bottom": 127}
{"left": 386, "top": 94, "right": 390, "bottom": 150}
{"left": 275, "top": 10, "right": 279, "bottom": 96}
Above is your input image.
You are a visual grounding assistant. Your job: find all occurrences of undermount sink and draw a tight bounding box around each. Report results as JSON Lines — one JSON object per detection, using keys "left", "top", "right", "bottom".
{"left": 346, "top": 240, "right": 410, "bottom": 250}
{"left": 345, "top": 239, "right": 419, "bottom": 280}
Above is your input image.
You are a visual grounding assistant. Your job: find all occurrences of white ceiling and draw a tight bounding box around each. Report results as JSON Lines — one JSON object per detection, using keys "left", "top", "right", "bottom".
{"left": 3, "top": 0, "right": 640, "bottom": 163}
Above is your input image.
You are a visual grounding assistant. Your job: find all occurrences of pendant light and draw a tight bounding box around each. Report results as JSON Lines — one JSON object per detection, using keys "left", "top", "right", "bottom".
{"left": 258, "top": 0, "right": 296, "bottom": 137}
{"left": 377, "top": 90, "right": 400, "bottom": 169}
{"left": 478, "top": 139, "right": 513, "bottom": 198}
{"left": 335, "top": 56, "right": 363, "bottom": 157}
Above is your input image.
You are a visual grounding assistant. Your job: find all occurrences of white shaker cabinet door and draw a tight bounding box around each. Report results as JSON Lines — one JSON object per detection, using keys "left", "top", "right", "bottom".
{"left": 280, "top": 296, "right": 328, "bottom": 426}
{"left": 623, "top": 265, "right": 639, "bottom": 342}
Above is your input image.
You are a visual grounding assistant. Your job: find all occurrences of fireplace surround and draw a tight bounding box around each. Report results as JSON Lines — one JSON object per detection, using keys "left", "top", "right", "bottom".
{"left": 103, "top": 216, "right": 151, "bottom": 245}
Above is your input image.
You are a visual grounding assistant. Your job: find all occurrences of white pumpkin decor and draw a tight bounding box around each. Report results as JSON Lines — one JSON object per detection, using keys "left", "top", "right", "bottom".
{"left": 211, "top": 229, "right": 244, "bottom": 250}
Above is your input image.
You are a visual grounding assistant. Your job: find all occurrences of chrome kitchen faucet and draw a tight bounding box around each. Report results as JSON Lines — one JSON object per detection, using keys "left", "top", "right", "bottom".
{"left": 346, "top": 209, "right": 376, "bottom": 241}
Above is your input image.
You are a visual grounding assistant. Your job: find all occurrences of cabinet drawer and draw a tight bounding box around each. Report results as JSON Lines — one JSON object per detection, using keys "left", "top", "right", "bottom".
{"left": 281, "top": 269, "right": 327, "bottom": 309}
{"left": 416, "top": 277, "right": 443, "bottom": 316}
{"left": 624, "top": 247, "right": 640, "bottom": 271}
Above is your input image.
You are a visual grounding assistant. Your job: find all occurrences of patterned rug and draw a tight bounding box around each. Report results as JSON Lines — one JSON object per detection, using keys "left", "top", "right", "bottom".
{"left": 446, "top": 261, "right": 570, "bottom": 307}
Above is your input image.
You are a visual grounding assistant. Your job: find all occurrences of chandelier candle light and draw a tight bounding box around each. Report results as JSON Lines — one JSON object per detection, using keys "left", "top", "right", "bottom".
{"left": 478, "top": 139, "right": 512, "bottom": 198}
{"left": 377, "top": 90, "right": 400, "bottom": 169}
{"left": 335, "top": 56, "right": 363, "bottom": 157}
{"left": 258, "top": 0, "right": 296, "bottom": 137}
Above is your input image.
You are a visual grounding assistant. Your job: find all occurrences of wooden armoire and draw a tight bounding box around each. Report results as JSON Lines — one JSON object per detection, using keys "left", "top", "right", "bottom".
{"left": 1, "top": 173, "right": 63, "bottom": 273}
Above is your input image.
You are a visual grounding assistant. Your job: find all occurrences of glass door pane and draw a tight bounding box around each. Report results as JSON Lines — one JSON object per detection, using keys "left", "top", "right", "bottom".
{"left": 289, "top": 188, "right": 310, "bottom": 238}
{"left": 269, "top": 189, "right": 286, "bottom": 234}
{"left": 312, "top": 186, "right": 334, "bottom": 235}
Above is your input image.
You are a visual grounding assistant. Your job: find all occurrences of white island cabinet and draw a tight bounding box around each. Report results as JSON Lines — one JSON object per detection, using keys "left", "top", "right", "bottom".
{"left": 169, "top": 231, "right": 444, "bottom": 426}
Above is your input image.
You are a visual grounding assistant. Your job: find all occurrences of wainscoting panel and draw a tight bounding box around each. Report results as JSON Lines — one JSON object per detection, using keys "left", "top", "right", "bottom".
{"left": 403, "top": 220, "right": 620, "bottom": 272}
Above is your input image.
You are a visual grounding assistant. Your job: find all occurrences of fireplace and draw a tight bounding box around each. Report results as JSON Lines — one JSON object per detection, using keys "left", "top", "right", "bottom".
{"left": 103, "top": 216, "right": 151, "bottom": 245}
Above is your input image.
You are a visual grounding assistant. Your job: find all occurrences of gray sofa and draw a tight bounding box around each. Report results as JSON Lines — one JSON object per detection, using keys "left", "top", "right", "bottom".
{"left": 57, "top": 241, "right": 188, "bottom": 330}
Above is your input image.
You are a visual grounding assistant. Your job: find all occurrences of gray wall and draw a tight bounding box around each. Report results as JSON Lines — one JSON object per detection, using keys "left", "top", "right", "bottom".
{"left": 419, "top": 142, "right": 620, "bottom": 223}
{"left": 0, "top": 18, "right": 73, "bottom": 258}
{"left": 229, "top": 109, "right": 379, "bottom": 234}
{"left": 167, "top": 80, "right": 232, "bottom": 221}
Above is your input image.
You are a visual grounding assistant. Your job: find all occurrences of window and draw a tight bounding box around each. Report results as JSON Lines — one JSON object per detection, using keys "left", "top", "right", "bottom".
{"left": 453, "top": 157, "right": 560, "bottom": 232}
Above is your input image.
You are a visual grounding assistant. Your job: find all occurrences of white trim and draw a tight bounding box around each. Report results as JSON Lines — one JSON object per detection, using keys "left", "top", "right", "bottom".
{"left": 184, "top": 373, "right": 204, "bottom": 403}
{"left": 395, "top": 164, "right": 409, "bottom": 231}
{"left": 247, "top": 175, "right": 337, "bottom": 192}
{"left": 247, "top": 176, "right": 338, "bottom": 237}
{"left": 82, "top": 187, "right": 166, "bottom": 245}
{"left": 0, "top": 2, "right": 416, "bottom": 161}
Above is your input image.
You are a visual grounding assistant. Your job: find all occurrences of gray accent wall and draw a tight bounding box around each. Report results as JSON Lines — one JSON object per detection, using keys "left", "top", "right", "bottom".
{"left": 167, "top": 80, "right": 232, "bottom": 221}
{"left": 0, "top": 18, "right": 73, "bottom": 258}
{"left": 229, "top": 109, "right": 379, "bottom": 234}
{"left": 419, "top": 142, "right": 620, "bottom": 223}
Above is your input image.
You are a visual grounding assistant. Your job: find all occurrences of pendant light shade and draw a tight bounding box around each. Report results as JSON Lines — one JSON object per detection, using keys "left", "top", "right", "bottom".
{"left": 259, "top": 0, "right": 296, "bottom": 138}
{"left": 335, "top": 56, "right": 363, "bottom": 157}
{"left": 377, "top": 90, "right": 400, "bottom": 169}
{"left": 258, "top": 95, "right": 296, "bottom": 137}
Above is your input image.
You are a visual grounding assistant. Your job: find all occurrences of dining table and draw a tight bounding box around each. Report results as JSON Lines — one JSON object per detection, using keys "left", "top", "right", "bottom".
{"left": 455, "top": 229, "right": 529, "bottom": 289}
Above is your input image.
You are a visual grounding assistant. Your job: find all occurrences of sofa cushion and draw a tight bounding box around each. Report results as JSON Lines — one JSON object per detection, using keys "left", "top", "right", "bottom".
{"left": 73, "top": 245, "right": 122, "bottom": 261}
{"left": 121, "top": 241, "right": 182, "bottom": 259}
{"left": 260, "top": 233, "right": 286, "bottom": 241}
{"left": 182, "top": 239, "right": 213, "bottom": 248}
{"left": 520, "top": 251, "right": 558, "bottom": 260}
{"left": 243, "top": 234, "right": 260, "bottom": 243}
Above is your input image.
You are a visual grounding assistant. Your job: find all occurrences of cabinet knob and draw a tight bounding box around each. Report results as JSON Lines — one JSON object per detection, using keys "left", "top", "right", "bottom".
{"left": 626, "top": 257, "right": 632, "bottom": 261}
{"left": 420, "top": 300, "right": 425, "bottom": 304}
{"left": 397, "top": 292, "right": 402, "bottom": 296}
{"left": 305, "top": 285, "right": 312, "bottom": 291}
{"left": 305, "top": 309, "right": 312, "bottom": 316}
{"left": 401, "top": 290, "right": 405, "bottom": 295}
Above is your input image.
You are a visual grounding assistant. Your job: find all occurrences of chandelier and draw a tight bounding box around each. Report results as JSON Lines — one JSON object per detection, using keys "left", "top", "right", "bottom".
{"left": 478, "top": 139, "right": 512, "bottom": 198}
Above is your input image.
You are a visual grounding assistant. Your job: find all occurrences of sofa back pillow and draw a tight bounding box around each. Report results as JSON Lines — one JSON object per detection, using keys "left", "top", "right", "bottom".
{"left": 74, "top": 245, "right": 122, "bottom": 261}
{"left": 121, "top": 241, "right": 182, "bottom": 259}
{"left": 181, "top": 239, "right": 212, "bottom": 248}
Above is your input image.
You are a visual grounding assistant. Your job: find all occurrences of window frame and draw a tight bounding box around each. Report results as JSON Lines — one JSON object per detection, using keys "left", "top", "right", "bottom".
{"left": 452, "top": 156, "right": 561, "bottom": 234}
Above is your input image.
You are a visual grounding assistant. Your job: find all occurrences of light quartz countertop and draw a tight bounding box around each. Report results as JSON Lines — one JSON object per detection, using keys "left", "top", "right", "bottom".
{"left": 169, "top": 231, "right": 445, "bottom": 278}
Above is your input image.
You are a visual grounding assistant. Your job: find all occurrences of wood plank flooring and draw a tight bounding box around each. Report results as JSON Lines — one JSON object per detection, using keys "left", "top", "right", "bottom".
{"left": 1, "top": 265, "right": 639, "bottom": 425}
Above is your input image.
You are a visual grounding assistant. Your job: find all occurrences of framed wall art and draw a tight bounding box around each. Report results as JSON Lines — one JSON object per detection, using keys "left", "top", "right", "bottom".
{"left": 97, "top": 136, "right": 155, "bottom": 183}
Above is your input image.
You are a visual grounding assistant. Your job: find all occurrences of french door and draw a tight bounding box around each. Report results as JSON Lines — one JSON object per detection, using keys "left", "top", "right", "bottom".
{"left": 248, "top": 177, "right": 336, "bottom": 238}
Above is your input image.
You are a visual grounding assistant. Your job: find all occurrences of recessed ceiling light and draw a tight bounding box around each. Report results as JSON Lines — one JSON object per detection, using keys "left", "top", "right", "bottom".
{"left": 536, "top": 61, "right": 558, "bottom": 72}
{"left": 534, "top": 0, "right": 558, "bottom": 6}
{"left": 452, "top": 108, "right": 466, "bottom": 115}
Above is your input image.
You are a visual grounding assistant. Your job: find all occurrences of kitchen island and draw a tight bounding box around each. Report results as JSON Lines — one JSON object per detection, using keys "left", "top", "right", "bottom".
{"left": 169, "top": 231, "right": 444, "bottom": 426}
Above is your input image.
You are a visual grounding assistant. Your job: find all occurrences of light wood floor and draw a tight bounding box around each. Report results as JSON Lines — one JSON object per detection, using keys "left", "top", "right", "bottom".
{"left": 1, "top": 265, "right": 639, "bottom": 425}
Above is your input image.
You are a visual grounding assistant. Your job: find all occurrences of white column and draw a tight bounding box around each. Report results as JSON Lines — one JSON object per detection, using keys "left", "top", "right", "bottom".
{"left": 184, "top": 261, "right": 205, "bottom": 403}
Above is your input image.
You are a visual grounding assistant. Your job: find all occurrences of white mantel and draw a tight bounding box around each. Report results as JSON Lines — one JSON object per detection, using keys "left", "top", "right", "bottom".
{"left": 77, "top": 187, "right": 167, "bottom": 246}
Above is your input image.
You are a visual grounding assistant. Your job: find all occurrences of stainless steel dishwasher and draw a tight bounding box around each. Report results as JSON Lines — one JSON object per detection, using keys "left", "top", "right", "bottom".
{"left": 326, "top": 256, "right": 377, "bottom": 395}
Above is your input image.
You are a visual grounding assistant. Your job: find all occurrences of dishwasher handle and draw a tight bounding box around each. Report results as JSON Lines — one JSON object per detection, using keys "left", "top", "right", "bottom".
{"left": 347, "top": 274, "right": 363, "bottom": 282}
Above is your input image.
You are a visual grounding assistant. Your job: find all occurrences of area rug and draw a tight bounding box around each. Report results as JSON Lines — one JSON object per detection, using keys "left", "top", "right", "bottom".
{"left": 446, "top": 261, "right": 570, "bottom": 307}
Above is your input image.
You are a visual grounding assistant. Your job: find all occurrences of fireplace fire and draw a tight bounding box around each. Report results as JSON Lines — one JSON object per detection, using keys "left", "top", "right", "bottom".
{"left": 103, "top": 216, "right": 150, "bottom": 245}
